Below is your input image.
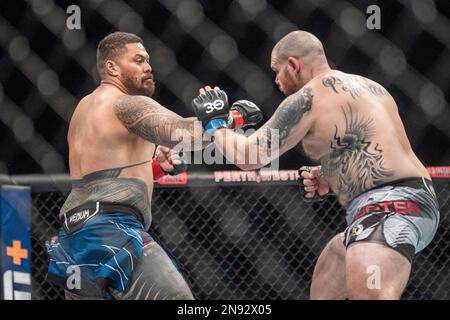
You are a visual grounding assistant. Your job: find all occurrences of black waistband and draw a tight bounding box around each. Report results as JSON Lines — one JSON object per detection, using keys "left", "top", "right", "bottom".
{"left": 61, "top": 202, "right": 144, "bottom": 235}
{"left": 369, "top": 177, "right": 433, "bottom": 192}
{"left": 361, "top": 177, "right": 437, "bottom": 202}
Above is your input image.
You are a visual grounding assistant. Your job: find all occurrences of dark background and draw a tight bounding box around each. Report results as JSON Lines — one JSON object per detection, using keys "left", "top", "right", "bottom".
{"left": 1, "top": 0, "right": 450, "bottom": 175}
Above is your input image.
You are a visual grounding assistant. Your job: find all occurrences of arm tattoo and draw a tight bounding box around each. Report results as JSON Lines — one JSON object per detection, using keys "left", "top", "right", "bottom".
{"left": 322, "top": 104, "right": 393, "bottom": 202}
{"left": 256, "top": 86, "right": 313, "bottom": 153}
{"left": 322, "top": 75, "right": 389, "bottom": 99}
{"left": 114, "top": 95, "right": 206, "bottom": 149}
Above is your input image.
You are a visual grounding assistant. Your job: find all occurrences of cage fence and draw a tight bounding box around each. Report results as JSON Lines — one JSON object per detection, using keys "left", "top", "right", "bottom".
{"left": 27, "top": 171, "right": 450, "bottom": 300}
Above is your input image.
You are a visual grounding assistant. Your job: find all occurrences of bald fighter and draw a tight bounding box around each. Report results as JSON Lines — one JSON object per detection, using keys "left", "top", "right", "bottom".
{"left": 46, "top": 32, "right": 262, "bottom": 299}
{"left": 191, "top": 31, "right": 440, "bottom": 299}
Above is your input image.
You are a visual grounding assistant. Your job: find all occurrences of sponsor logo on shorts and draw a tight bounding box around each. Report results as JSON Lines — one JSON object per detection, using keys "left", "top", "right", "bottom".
{"left": 351, "top": 224, "right": 364, "bottom": 237}
{"left": 354, "top": 201, "right": 420, "bottom": 221}
{"left": 68, "top": 209, "right": 90, "bottom": 223}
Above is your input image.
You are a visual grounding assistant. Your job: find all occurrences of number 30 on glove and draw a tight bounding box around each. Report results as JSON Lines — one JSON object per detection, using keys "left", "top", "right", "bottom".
{"left": 192, "top": 87, "right": 263, "bottom": 135}
{"left": 192, "top": 88, "right": 230, "bottom": 136}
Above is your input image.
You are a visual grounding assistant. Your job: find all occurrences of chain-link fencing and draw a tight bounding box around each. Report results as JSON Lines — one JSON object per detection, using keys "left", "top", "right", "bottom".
{"left": 28, "top": 171, "right": 450, "bottom": 300}
{"left": 1, "top": 0, "right": 449, "bottom": 175}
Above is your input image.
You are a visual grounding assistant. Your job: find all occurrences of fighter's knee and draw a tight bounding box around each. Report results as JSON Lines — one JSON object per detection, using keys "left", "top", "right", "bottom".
{"left": 346, "top": 243, "right": 408, "bottom": 300}
{"left": 346, "top": 269, "right": 404, "bottom": 300}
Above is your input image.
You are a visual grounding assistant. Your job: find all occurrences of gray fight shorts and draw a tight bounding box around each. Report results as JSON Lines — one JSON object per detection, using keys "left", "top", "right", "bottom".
{"left": 342, "top": 177, "right": 440, "bottom": 263}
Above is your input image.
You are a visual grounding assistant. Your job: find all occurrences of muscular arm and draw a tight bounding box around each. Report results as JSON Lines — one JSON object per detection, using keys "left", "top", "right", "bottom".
{"left": 114, "top": 95, "right": 208, "bottom": 150}
{"left": 213, "top": 85, "right": 315, "bottom": 170}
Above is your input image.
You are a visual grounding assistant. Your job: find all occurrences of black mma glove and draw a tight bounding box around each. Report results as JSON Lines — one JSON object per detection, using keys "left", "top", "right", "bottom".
{"left": 169, "top": 152, "right": 187, "bottom": 175}
{"left": 192, "top": 89, "right": 230, "bottom": 136}
{"left": 228, "top": 100, "right": 263, "bottom": 129}
{"left": 298, "top": 165, "right": 333, "bottom": 203}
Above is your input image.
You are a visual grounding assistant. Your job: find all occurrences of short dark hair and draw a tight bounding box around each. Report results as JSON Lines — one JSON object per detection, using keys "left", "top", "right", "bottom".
{"left": 96, "top": 32, "right": 143, "bottom": 77}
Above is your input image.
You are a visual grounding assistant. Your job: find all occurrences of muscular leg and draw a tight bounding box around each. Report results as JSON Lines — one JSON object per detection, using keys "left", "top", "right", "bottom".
{"left": 346, "top": 242, "right": 411, "bottom": 300}
{"left": 310, "top": 233, "right": 347, "bottom": 300}
{"left": 64, "top": 239, "right": 193, "bottom": 300}
{"left": 117, "top": 241, "right": 194, "bottom": 300}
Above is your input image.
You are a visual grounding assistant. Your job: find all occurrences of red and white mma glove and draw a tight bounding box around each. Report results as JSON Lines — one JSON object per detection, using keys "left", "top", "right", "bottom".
{"left": 152, "top": 146, "right": 187, "bottom": 180}
{"left": 151, "top": 158, "right": 167, "bottom": 180}
{"left": 227, "top": 100, "right": 263, "bottom": 129}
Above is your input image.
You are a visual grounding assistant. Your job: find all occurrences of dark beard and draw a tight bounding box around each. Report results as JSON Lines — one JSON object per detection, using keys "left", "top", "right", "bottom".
{"left": 121, "top": 73, "right": 154, "bottom": 97}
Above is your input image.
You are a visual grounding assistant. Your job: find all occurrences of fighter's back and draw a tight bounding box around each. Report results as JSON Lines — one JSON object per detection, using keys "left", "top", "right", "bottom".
{"left": 68, "top": 84, "right": 155, "bottom": 181}
{"left": 302, "top": 70, "right": 430, "bottom": 205}
{"left": 62, "top": 84, "right": 155, "bottom": 227}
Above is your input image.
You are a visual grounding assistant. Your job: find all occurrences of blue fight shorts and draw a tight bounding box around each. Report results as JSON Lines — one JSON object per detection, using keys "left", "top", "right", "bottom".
{"left": 46, "top": 213, "right": 144, "bottom": 299}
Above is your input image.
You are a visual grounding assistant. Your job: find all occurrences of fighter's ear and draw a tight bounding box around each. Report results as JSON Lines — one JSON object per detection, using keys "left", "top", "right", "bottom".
{"left": 105, "top": 59, "right": 120, "bottom": 77}
{"left": 287, "top": 57, "right": 302, "bottom": 74}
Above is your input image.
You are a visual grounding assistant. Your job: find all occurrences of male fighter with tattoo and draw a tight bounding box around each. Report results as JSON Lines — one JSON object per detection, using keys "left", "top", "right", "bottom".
{"left": 191, "top": 31, "right": 440, "bottom": 299}
{"left": 45, "top": 32, "right": 262, "bottom": 299}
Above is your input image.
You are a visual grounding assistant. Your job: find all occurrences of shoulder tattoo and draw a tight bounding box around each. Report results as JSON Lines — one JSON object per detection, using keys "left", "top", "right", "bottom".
{"left": 113, "top": 95, "right": 197, "bottom": 148}
{"left": 257, "top": 85, "right": 313, "bottom": 151}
